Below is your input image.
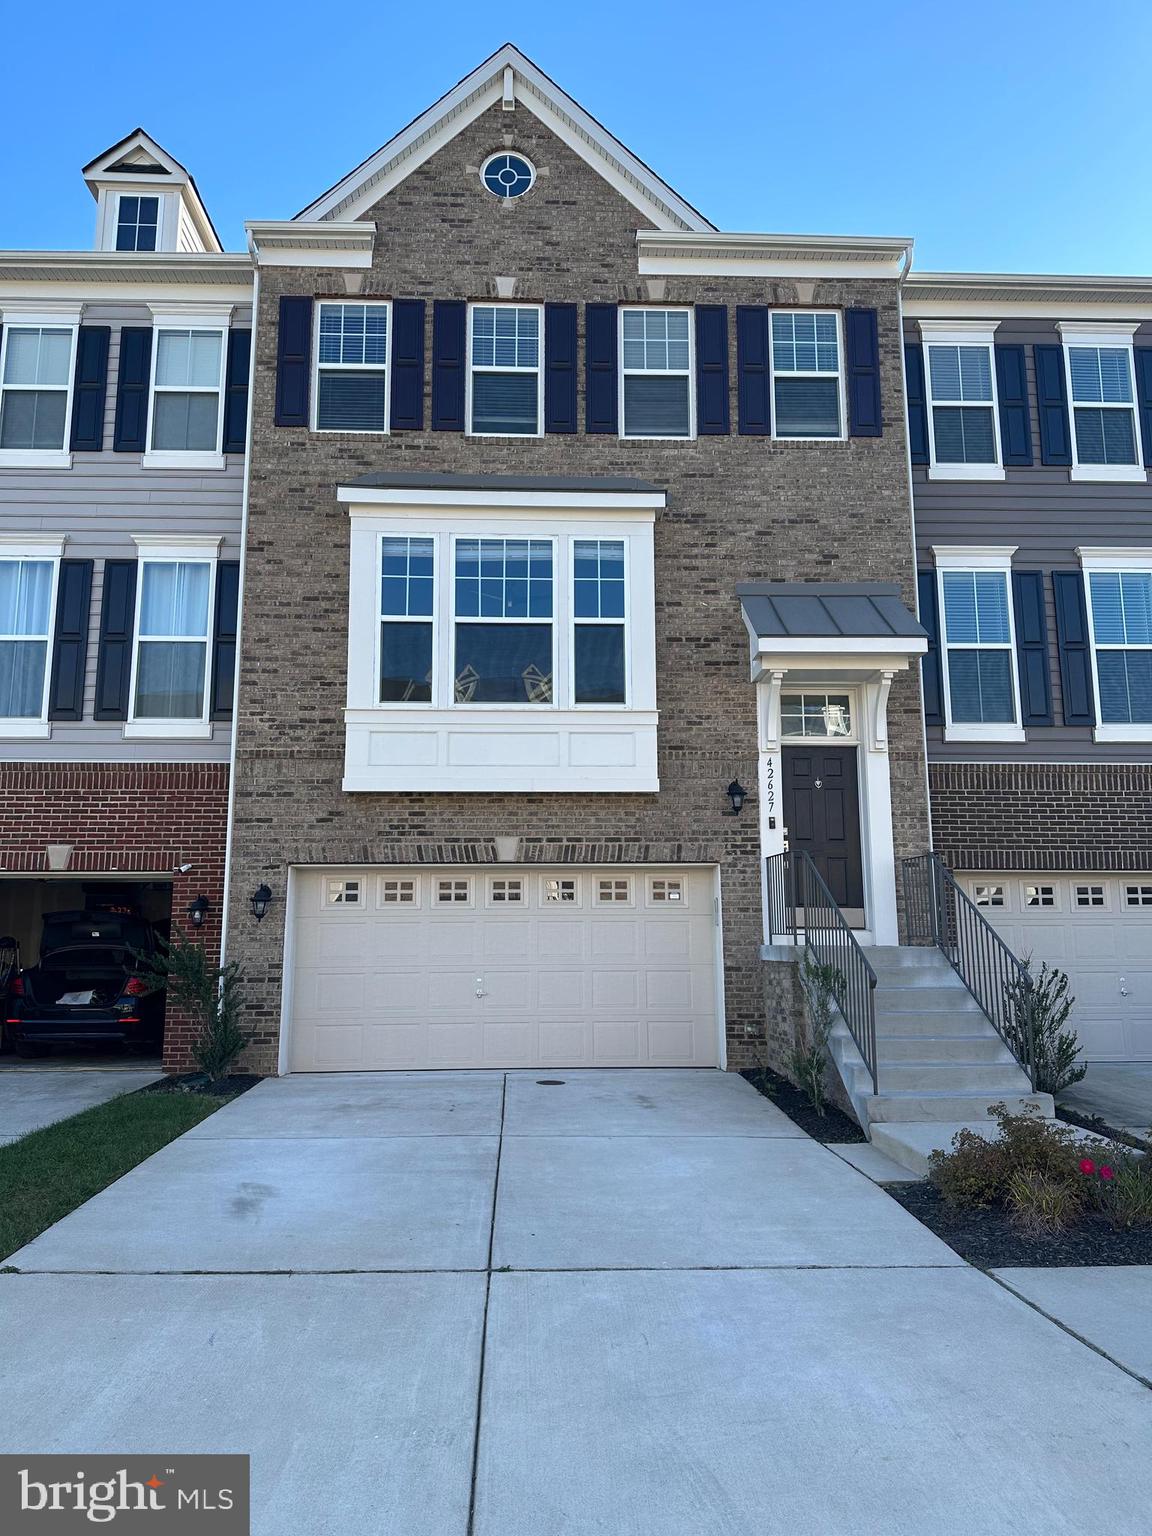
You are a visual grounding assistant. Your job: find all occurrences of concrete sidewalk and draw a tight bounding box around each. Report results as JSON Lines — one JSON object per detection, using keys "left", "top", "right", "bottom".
{"left": 2, "top": 1069, "right": 1149, "bottom": 1535}
{"left": 0, "top": 1067, "right": 163, "bottom": 1145}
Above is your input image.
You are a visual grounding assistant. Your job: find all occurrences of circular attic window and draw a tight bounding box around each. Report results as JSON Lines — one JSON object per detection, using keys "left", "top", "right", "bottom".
{"left": 481, "top": 152, "right": 536, "bottom": 200}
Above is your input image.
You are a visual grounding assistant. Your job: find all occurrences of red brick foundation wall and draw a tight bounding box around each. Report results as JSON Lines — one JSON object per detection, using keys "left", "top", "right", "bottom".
{"left": 929, "top": 761, "right": 1152, "bottom": 872}
{"left": 0, "top": 763, "right": 229, "bottom": 1072}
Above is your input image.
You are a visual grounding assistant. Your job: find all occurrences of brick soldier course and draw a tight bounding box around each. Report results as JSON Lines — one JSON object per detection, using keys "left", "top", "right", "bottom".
{"left": 229, "top": 101, "right": 931, "bottom": 1073}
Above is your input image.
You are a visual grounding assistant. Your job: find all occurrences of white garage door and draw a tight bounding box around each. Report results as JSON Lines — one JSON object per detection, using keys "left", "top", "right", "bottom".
{"left": 963, "top": 874, "right": 1152, "bottom": 1061}
{"left": 287, "top": 866, "right": 720, "bottom": 1071}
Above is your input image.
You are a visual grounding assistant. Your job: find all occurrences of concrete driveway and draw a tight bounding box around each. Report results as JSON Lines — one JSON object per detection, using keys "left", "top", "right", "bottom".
{"left": 0, "top": 1067, "right": 163, "bottom": 1145}
{"left": 1, "top": 1069, "right": 1150, "bottom": 1534}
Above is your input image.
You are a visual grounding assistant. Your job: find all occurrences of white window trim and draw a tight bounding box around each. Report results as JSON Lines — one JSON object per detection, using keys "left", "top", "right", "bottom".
{"left": 0, "top": 535, "right": 65, "bottom": 737}
{"left": 770, "top": 308, "right": 847, "bottom": 443}
{"left": 143, "top": 305, "right": 232, "bottom": 471}
{"left": 1058, "top": 322, "right": 1145, "bottom": 483}
{"left": 0, "top": 305, "right": 82, "bottom": 470}
{"left": 933, "top": 546, "right": 1025, "bottom": 742}
{"left": 618, "top": 306, "right": 696, "bottom": 441}
{"left": 123, "top": 535, "right": 221, "bottom": 739}
{"left": 569, "top": 536, "right": 630, "bottom": 709}
{"left": 1078, "top": 545, "right": 1152, "bottom": 742}
{"left": 311, "top": 299, "right": 392, "bottom": 435}
{"left": 919, "top": 321, "right": 1004, "bottom": 481}
{"left": 466, "top": 303, "right": 544, "bottom": 439}
{"left": 114, "top": 191, "right": 161, "bottom": 253}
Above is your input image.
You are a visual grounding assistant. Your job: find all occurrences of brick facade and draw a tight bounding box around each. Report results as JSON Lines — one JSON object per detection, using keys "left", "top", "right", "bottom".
{"left": 229, "top": 102, "right": 932, "bottom": 1074}
{"left": 930, "top": 761, "right": 1152, "bottom": 872}
{"left": 0, "top": 764, "right": 229, "bottom": 1070}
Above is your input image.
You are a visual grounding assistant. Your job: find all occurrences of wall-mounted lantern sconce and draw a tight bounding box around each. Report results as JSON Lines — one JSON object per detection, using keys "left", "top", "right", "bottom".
{"left": 249, "top": 884, "right": 273, "bottom": 922}
{"left": 723, "top": 779, "right": 748, "bottom": 817}
{"left": 186, "top": 894, "right": 210, "bottom": 930}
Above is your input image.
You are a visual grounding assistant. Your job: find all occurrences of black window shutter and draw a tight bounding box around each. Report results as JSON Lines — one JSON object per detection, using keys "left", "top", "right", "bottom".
{"left": 845, "top": 307, "right": 882, "bottom": 437}
{"left": 112, "top": 327, "right": 152, "bottom": 452}
{"left": 544, "top": 302, "right": 578, "bottom": 434}
{"left": 70, "top": 326, "right": 110, "bottom": 452}
{"left": 390, "top": 299, "right": 426, "bottom": 431}
{"left": 916, "top": 569, "right": 944, "bottom": 725}
{"left": 1052, "top": 570, "right": 1096, "bottom": 726}
{"left": 585, "top": 303, "right": 618, "bottom": 435}
{"left": 211, "top": 560, "right": 241, "bottom": 720}
{"left": 47, "top": 559, "right": 94, "bottom": 721}
{"left": 735, "top": 306, "right": 770, "bottom": 436}
{"left": 222, "top": 329, "right": 251, "bottom": 454}
{"left": 274, "top": 296, "right": 312, "bottom": 427}
{"left": 1034, "top": 344, "right": 1072, "bottom": 466}
{"left": 1134, "top": 347, "right": 1152, "bottom": 467}
{"left": 694, "top": 304, "right": 730, "bottom": 435}
{"left": 93, "top": 560, "right": 138, "bottom": 720}
{"left": 904, "top": 343, "right": 928, "bottom": 464}
{"left": 1011, "top": 570, "right": 1053, "bottom": 725}
{"left": 995, "top": 345, "right": 1033, "bottom": 466}
{"left": 430, "top": 300, "right": 466, "bottom": 431}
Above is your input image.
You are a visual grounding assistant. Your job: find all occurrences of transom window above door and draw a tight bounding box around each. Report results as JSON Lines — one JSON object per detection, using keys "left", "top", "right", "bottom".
{"left": 469, "top": 305, "right": 541, "bottom": 436}
{"left": 780, "top": 692, "right": 853, "bottom": 738}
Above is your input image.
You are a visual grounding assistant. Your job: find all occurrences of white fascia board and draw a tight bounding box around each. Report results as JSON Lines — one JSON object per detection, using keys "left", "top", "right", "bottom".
{"left": 132, "top": 534, "right": 222, "bottom": 558}
{"left": 148, "top": 302, "right": 234, "bottom": 327}
{"left": 296, "top": 44, "right": 711, "bottom": 233}
{"left": 754, "top": 641, "right": 925, "bottom": 663}
{"left": 338, "top": 488, "right": 664, "bottom": 511}
{"left": 1056, "top": 320, "right": 1140, "bottom": 342}
{"left": 246, "top": 221, "right": 376, "bottom": 268}
{"left": 932, "top": 545, "right": 1017, "bottom": 568}
{"left": 918, "top": 318, "right": 1001, "bottom": 343}
{"left": 1077, "top": 547, "right": 1152, "bottom": 569}
{"left": 636, "top": 230, "right": 911, "bottom": 280}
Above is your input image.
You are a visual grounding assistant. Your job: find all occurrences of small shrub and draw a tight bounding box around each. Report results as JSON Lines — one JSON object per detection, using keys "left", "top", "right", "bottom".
{"left": 928, "top": 1103, "right": 1084, "bottom": 1211}
{"left": 1006, "top": 1169, "right": 1085, "bottom": 1233}
{"left": 1083, "top": 1153, "right": 1152, "bottom": 1230}
{"left": 927, "top": 1126, "right": 1007, "bottom": 1209}
{"left": 1003, "top": 961, "right": 1086, "bottom": 1097}
{"left": 786, "top": 957, "right": 841, "bottom": 1115}
{"left": 137, "top": 933, "right": 252, "bottom": 1083}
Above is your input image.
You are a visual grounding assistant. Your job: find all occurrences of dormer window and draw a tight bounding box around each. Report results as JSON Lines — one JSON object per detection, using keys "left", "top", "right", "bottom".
{"left": 116, "top": 195, "right": 159, "bottom": 252}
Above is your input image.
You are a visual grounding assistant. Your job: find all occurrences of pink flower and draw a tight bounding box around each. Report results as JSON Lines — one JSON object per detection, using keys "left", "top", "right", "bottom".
{"left": 1099, "top": 1165, "right": 1116, "bottom": 1181}
{"left": 1079, "top": 1158, "right": 1096, "bottom": 1175}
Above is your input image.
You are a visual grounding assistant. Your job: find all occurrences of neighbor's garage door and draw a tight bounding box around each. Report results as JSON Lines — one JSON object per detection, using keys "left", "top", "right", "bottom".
{"left": 963, "top": 874, "right": 1152, "bottom": 1061}
{"left": 288, "top": 867, "right": 719, "bottom": 1071}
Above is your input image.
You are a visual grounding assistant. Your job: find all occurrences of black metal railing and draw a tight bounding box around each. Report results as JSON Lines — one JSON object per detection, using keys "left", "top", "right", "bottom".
{"left": 766, "top": 849, "right": 878, "bottom": 1094}
{"left": 901, "top": 852, "right": 1037, "bottom": 1090}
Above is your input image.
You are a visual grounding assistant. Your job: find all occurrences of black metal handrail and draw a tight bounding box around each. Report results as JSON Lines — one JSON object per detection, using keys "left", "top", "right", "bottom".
{"left": 901, "top": 852, "right": 1037, "bottom": 1090}
{"left": 766, "top": 850, "right": 878, "bottom": 1094}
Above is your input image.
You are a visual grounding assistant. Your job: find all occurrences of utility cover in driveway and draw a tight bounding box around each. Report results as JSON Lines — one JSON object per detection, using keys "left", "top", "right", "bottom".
{"left": 287, "top": 867, "right": 719, "bottom": 1070}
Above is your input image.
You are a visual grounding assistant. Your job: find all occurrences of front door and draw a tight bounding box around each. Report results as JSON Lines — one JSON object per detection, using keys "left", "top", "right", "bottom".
{"left": 782, "top": 745, "right": 864, "bottom": 918}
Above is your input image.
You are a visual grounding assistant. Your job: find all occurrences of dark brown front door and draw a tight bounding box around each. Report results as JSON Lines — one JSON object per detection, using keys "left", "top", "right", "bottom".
{"left": 782, "top": 745, "right": 864, "bottom": 912}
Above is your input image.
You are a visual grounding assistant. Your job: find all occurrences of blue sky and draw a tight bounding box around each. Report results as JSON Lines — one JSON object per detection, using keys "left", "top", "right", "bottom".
{"left": 5, "top": 0, "right": 1150, "bottom": 273}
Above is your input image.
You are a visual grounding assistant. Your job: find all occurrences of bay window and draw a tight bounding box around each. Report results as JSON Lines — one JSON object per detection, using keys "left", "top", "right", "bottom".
{"left": 0, "top": 314, "right": 79, "bottom": 466}
{"left": 620, "top": 308, "right": 693, "bottom": 438}
{"left": 573, "top": 539, "right": 626, "bottom": 704}
{"left": 920, "top": 323, "right": 1002, "bottom": 477}
{"left": 380, "top": 536, "right": 433, "bottom": 701}
{"left": 468, "top": 306, "right": 541, "bottom": 436}
{"left": 454, "top": 537, "right": 553, "bottom": 701}
{"left": 1059, "top": 324, "right": 1144, "bottom": 482}
{"left": 934, "top": 548, "right": 1023, "bottom": 740}
{"left": 0, "top": 551, "right": 58, "bottom": 730}
{"left": 316, "top": 302, "right": 390, "bottom": 432}
{"left": 1080, "top": 551, "right": 1152, "bottom": 739}
{"left": 771, "top": 312, "right": 843, "bottom": 439}
{"left": 126, "top": 537, "right": 219, "bottom": 736}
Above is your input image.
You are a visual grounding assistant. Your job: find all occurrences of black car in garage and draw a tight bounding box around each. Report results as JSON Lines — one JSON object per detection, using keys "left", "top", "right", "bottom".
{"left": 4, "top": 909, "right": 166, "bottom": 1057}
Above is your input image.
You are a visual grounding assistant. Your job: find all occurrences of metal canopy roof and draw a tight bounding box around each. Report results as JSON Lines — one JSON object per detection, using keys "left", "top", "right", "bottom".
{"left": 736, "top": 582, "right": 926, "bottom": 642}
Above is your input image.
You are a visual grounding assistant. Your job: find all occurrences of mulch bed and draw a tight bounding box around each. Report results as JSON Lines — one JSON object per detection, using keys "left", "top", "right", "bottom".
{"left": 1055, "top": 1103, "right": 1151, "bottom": 1154}
{"left": 740, "top": 1068, "right": 867, "bottom": 1143}
{"left": 140, "top": 1073, "right": 262, "bottom": 1099}
{"left": 886, "top": 1180, "right": 1152, "bottom": 1267}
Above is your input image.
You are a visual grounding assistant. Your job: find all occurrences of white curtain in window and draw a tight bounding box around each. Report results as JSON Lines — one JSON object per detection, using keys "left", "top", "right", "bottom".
{"left": 0, "top": 560, "right": 52, "bottom": 635}
{"left": 139, "top": 562, "right": 210, "bottom": 638}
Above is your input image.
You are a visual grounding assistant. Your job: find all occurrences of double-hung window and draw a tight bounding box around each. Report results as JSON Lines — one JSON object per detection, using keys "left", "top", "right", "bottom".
{"left": 453, "top": 538, "right": 553, "bottom": 702}
{"left": 620, "top": 308, "right": 693, "bottom": 438}
{"left": 148, "top": 326, "right": 226, "bottom": 466}
{"left": 921, "top": 324, "right": 1001, "bottom": 477}
{"left": 934, "top": 549, "right": 1022, "bottom": 739}
{"left": 468, "top": 305, "right": 541, "bottom": 436}
{"left": 770, "top": 312, "right": 843, "bottom": 439}
{"left": 0, "top": 550, "right": 58, "bottom": 731}
{"left": 0, "top": 315, "right": 79, "bottom": 466}
{"left": 1059, "top": 324, "right": 1144, "bottom": 481}
{"left": 127, "top": 540, "right": 218, "bottom": 735}
{"left": 573, "top": 539, "right": 626, "bottom": 704}
{"left": 116, "top": 195, "right": 159, "bottom": 251}
{"left": 1080, "top": 552, "right": 1152, "bottom": 738}
{"left": 379, "top": 536, "right": 434, "bottom": 702}
{"left": 316, "top": 302, "right": 390, "bottom": 432}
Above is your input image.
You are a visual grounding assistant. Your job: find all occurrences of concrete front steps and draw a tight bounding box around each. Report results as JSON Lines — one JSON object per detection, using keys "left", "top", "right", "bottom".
{"left": 827, "top": 945, "right": 1054, "bottom": 1175}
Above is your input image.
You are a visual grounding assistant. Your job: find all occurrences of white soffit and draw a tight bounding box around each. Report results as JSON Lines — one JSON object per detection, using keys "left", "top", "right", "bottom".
{"left": 637, "top": 230, "right": 913, "bottom": 280}
{"left": 246, "top": 222, "right": 376, "bottom": 268}
{"left": 294, "top": 43, "right": 712, "bottom": 233}
{"left": 904, "top": 270, "right": 1152, "bottom": 320}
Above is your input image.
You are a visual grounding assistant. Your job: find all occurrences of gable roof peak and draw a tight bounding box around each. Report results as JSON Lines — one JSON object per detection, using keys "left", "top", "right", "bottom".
{"left": 295, "top": 44, "right": 712, "bottom": 233}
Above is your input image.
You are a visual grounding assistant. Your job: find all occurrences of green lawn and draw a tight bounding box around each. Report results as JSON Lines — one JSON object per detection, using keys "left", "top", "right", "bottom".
{"left": 0, "top": 1090, "right": 231, "bottom": 1264}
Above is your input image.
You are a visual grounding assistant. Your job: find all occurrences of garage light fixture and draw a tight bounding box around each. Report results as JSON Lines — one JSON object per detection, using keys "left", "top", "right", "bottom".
{"left": 186, "top": 894, "right": 210, "bottom": 930}
{"left": 723, "top": 779, "right": 748, "bottom": 817}
{"left": 249, "top": 884, "right": 273, "bottom": 922}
